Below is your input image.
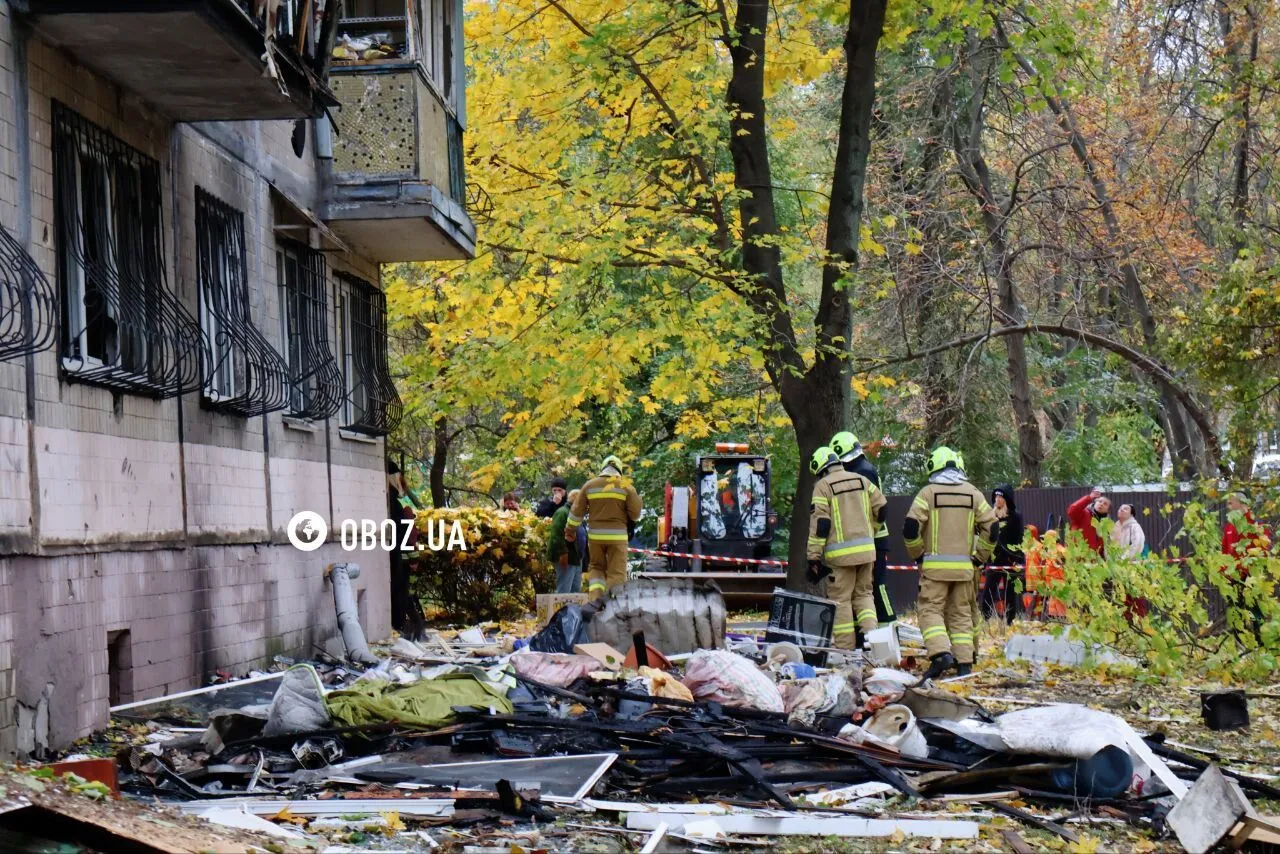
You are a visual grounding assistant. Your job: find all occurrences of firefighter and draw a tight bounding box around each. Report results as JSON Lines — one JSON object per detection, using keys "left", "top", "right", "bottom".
{"left": 807, "top": 446, "right": 887, "bottom": 650}
{"left": 565, "top": 455, "right": 642, "bottom": 600}
{"left": 830, "top": 431, "right": 896, "bottom": 624}
{"left": 904, "top": 446, "right": 997, "bottom": 680}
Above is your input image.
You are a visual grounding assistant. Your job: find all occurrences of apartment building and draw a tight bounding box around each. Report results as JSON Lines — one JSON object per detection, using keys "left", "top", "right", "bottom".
{"left": 0, "top": 0, "right": 473, "bottom": 755}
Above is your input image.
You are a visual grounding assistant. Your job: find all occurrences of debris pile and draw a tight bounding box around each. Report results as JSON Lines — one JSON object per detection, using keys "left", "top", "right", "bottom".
{"left": 44, "top": 579, "right": 1280, "bottom": 851}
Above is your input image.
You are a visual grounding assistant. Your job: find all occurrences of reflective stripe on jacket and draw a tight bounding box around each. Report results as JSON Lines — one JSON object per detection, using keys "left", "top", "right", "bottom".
{"left": 905, "top": 481, "right": 997, "bottom": 581}
{"left": 566, "top": 474, "right": 642, "bottom": 543}
{"left": 808, "top": 468, "right": 886, "bottom": 567}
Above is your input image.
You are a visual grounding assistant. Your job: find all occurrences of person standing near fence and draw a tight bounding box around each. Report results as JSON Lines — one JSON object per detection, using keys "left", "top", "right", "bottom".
{"left": 1067, "top": 487, "right": 1110, "bottom": 555}
{"left": 1111, "top": 503, "right": 1146, "bottom": 559}
{"left": 980, "top": 484, "right": 1024, "bottom": 624}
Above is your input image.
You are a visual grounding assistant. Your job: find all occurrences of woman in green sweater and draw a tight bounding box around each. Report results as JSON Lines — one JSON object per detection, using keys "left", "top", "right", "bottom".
{"left": 547, "top": 489, "right": 583, "bottom": 593}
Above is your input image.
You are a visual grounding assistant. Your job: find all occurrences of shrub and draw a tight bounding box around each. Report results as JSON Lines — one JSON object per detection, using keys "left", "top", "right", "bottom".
{"left": 1043, "top": 484, "right": 1278, "bottom": 682}
{"left": 408, "top": 506, "right": 556, "bottom": 624}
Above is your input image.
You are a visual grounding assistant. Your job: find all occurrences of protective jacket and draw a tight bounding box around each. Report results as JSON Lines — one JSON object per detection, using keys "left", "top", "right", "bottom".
{"left": 808, "top": 467, "right": 886, "bottom": 567}
{"left": 843, "top": 455, "right": 889, "bottom": 541}
{"left": 566, "top": 474, "right": 641, "bottom": 544}
{"left": 904, "top": 475, "right": 997, "bottom": 580}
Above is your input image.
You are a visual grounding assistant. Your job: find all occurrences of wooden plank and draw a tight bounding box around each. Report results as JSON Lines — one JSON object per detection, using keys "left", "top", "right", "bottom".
{"left": 1001, "top": 829, "right": 1035, "bottom": 854}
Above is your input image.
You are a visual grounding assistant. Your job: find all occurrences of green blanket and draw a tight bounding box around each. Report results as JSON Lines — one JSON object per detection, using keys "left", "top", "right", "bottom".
{"left": 325, "top": 673, "right": 512, "bottom": 730}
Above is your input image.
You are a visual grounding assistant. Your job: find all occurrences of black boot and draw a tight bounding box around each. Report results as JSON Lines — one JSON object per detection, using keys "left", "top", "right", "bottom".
{"left": 922, "top": 651, "right": 956, "bottom": 681}
{"left": 955, "top": 663, "right": 972, "bottom": 676}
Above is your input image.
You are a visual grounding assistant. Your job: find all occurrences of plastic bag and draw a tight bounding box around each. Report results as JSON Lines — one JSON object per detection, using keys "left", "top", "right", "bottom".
{"left": 509, "top": 652, "right": 599, "bottom": 688}
{"left": 528, "top": 604, "right": 589, "bottom": 654}
{"left": 680, "top": 649, "right": 784, "bottom": 712}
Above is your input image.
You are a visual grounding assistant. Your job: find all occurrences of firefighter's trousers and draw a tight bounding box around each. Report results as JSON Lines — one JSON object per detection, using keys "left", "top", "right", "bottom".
{"left": 827, "top": 561, "right": 877, "bottom": 649}
{"left": 872, "top": 538, "right": 897, "bottom": 623}
{"left": 586, "top": 541, "right": 628, "bottom": 600}
{"left": 918, "top": 574, "right": 976, "bottom": 664}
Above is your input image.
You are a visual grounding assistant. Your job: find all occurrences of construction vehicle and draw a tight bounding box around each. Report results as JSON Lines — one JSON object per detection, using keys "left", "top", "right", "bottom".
{"left": 656, "top": 442, "right": 779, "bottom": 572}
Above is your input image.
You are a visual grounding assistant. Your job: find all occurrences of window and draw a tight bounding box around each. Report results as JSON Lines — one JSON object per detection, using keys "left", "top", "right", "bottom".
{"left": 277, "top": 240, "right": 342, "bottom": 419}
{"left": 335, "top": 273, "right": 402, "bottom": 436}
{"left": 421, "top": 0, "right": 448, "bottom": 90}
{"left": 52, "top": 102, "right": 203, "bottom": 397}
{"left": 195, "top": 188, "right": 291, "bottom": 416}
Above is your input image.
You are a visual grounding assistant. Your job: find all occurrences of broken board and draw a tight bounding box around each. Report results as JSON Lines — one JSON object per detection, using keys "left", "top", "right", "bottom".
{"left": 350, "top": 753, "right": 618, "bottom": 802}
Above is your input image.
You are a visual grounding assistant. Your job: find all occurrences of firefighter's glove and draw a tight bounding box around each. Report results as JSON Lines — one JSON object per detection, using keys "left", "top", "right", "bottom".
{"left": 806, "top": 561, "right": 830, "bottom": 584}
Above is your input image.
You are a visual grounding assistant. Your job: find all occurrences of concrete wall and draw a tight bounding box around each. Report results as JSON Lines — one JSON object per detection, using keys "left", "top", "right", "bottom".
{"left": 0, "top": 3, "right": 394, "bottom": 755}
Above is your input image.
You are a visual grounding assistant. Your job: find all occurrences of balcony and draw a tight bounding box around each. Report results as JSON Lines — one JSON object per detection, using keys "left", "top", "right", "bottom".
{"left": 15, "top": 0, "right": 338, "bottom": 121}
{"left": 323, "top": 62, "right": 475, "bottom": 262}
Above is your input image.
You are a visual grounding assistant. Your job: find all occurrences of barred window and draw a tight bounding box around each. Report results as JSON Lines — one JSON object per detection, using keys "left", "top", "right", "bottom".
{"left": 196, "top": 188, "right": 292, "bottom": 416}
{"left": 52, "top": 102, "right": 204, "bottom": 397}
{"left": 335, "top": 273, "right": 402, "bottom": 436}
{"left": 276, "top": 239, "right": 342, "bottom": 420}
{"left": 0, "top": 222, "right": 56, "bottom": 362}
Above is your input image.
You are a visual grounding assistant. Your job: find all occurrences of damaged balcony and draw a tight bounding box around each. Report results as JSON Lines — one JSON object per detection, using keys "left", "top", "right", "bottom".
{"left": 14, "top": 0, "right": 339, "bottom": 121}
{"left": 324, "top": 63, "right": 475, "bottom": 262}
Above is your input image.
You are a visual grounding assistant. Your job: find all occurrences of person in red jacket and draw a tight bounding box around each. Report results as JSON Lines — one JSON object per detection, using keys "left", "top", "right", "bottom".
{"left": 1067, "top": 488, "right": 1111, "bottom": 555}
{"left": 1221, "top": 492, "right": 1272, "bottom": 640}
{"left": 1067, "top": 487, "right": 1148, "bottom": 620}
{"left": 1222, "top": 493, "right": 1271, "bottom": 579}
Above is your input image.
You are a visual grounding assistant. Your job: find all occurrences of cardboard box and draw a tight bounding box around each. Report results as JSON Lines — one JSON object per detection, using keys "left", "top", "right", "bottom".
{"left": 574, "top": 642, "right": 625, "bottom": 671}
{"left": 536, "top": 593, "right": 588, "bottom": 626}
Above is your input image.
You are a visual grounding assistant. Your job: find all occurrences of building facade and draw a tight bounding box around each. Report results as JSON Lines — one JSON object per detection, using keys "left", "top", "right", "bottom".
{"left": 0, "top": 0, "right": 472, "bottom": 755}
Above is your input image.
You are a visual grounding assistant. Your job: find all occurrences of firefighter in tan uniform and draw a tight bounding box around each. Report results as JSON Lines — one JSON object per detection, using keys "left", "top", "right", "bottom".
{"left": 565, "top": 455, "right": 642, "bottom": 600}
{"left": 904, "top": 447, "right": 996, "bottom": 680}
{"left": 806, "top": 447, "right": 887, "bottom": 649}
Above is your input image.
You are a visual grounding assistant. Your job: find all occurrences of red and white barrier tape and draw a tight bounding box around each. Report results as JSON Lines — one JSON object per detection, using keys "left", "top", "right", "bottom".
{"left": 630, "top": 547, "right": 947, "bottom": 570}
{"left": 629, "top": 546, "right": 1188, "bottom": 571}
{"left": 628, "top": 547, "right": 787, "bottom": 567}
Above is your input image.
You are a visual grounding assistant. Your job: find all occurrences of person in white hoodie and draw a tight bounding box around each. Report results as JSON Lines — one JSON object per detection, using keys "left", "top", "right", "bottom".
{"left": 1111, "top": 503, "right": 1146, "bottom": 559}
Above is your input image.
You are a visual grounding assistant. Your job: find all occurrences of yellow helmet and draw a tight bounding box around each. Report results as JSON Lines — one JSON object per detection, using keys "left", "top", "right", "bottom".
{"left": 601, "top": 455, "right": 625, "bottom": 474}
{"left": 927, "top": 446, "right": 961, "bottom": 475}
{"left": 830, "top": 431, "right": 861, "bottom": 458}
{"left": 810, "top": 446, "right": 839, "bottom": 476}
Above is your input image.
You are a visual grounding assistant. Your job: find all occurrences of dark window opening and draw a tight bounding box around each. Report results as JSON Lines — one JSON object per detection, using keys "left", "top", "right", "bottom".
{"left": 52, "top": 102, "right": 206, "bottom": 397}
{"left": 277, "top": 240, "right": 342, "bottom": 420}
{"left": 107, "top": 629, "right": 132, "bottom": 707}
{"left": 196, "top": 188, "right": 292, "bottom": 417}
{"left": 336, "top": 273, "right": 402, "bottom": 436}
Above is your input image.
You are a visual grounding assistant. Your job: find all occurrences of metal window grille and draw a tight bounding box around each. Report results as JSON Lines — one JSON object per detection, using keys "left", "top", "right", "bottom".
{"left": 277, "top": 239, "right": 343, "bottom": 419}
{"left": 0, "top": 222, "right": 56, "bottom": 362}
{"left": 336, "top": 273, "right": 402, "bottom": 436}
{"left": 195, "top": 188, "right": 292, "bottom": 417}
{"left": 52, "top": 102, "right": 206, "bottom": 397}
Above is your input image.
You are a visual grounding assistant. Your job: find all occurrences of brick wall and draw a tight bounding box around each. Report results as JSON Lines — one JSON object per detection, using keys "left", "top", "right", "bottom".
{"left": 184, "top": 443, "right": 268, "bottom": 538}
{"left": 0, "top": 415, "right": 28, "bottom": 535}
{"left": 0, "top": 7, "right": 397, "bottom": 756}
{"left": 0, "top": 541, "right": 389, "bottom": 755}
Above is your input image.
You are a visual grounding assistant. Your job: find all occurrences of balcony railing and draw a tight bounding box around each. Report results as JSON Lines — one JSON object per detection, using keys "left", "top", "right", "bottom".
{"left": 323, "top": 63, "right": 475, "bottom": 261}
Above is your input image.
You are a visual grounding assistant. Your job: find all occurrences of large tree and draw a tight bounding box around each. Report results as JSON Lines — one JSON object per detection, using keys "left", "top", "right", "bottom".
{"left": 393, "top": 0, "right": 892, "bottom": 586}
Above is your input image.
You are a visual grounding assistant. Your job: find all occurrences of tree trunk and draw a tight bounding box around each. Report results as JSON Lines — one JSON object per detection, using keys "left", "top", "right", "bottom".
{"left": 430, "top": 416, "right": 449, "bottom": 507}
{"left": 723, "top": 0, "right": 887, "bottom": 590}
{"left": 952, "top": 38, "right": 1045, "bottom": 484}
{"left": 894, "top": 73, "right": 957, "bottom": 443}
{"left": 1003, "top": 36, "right": 1204, "bottom": 478}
